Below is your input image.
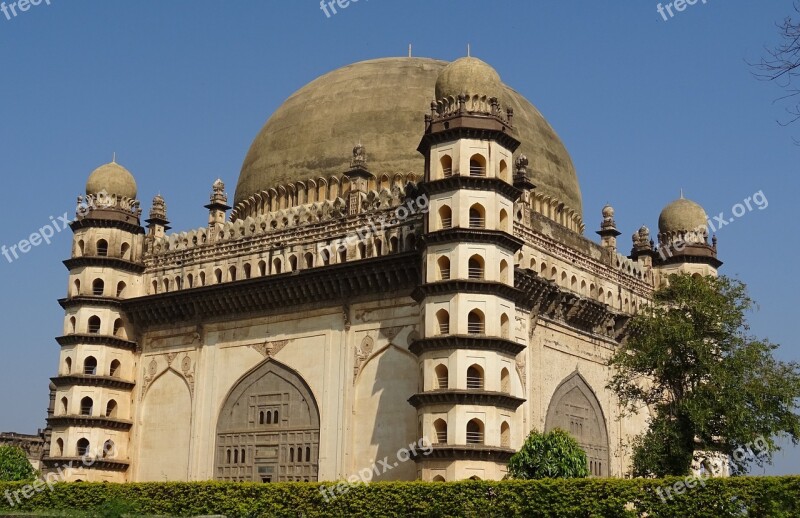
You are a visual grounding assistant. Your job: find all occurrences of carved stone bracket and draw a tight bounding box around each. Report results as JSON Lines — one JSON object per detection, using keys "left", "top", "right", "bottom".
{"left": 250, "top": 339, "right": 290, "bottom": 359}
{"left": 353, "top": 335, "right": 375, "bottom": 384}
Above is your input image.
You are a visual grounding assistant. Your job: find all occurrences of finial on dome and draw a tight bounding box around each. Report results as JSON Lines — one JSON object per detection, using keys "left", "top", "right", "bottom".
{"left": 467, "top": 43, "right": 470, "bottom": 57}
{"left": 112, "top": 152, "right": 116, "bottom": 163}
{"left": 680, "top": 188, "right": 684, "bottom": 199}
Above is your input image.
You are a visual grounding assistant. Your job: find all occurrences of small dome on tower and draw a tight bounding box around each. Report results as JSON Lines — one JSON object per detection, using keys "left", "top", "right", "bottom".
{"left": 658, "top": 196, "right": 708, "bottom": 234}
{"left": 602, "top": 204, "right": 615, "bottom": 219}
{"left": 86, "top": 161, "right": 137, "bottom": 200}
{"left": 435, "top": 57, "right": 503, "bottom": 101}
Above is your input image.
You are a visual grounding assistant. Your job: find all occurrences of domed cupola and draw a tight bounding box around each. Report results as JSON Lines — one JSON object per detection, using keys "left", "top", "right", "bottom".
{"left": 658, "top": 196, "right": 707, "bottom": 236}
{"left": 86, "top": 160, "right": 138, "bottom": 200}
{"left": 655, "top": 194, "right": 721, "bottom": 271}
{"left": 434, "top": 57, "right": 503, "bottom": 101}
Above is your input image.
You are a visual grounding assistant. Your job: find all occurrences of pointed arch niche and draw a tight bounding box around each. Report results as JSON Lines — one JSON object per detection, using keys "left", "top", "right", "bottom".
{"left": 544, "top": 371, "right": 610, "bottom": 477}
{"left": 214, "top": 359, "right": 320, "bottom": 483}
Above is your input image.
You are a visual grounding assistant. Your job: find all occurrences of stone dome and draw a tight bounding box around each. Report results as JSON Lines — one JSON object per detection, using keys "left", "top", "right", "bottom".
{"left": 86, "top": 161, "right": 137, "bottom": 199}
{"left": 435, "top": 57, "right": 503, "bottom": 100}
{"left": 235, "top": 57, "right": 582, "bottom": 218}
{"left": 658, "top": 197, "right": 708, "bottom": 234}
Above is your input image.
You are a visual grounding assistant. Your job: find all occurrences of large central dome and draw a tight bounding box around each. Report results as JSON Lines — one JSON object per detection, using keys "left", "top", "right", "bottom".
{"left": 235, "top": 57, "right": 582, "bottom": 218}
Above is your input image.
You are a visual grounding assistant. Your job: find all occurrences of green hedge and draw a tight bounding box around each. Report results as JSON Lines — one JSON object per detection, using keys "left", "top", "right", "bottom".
{"left": 0, "top": 477, "right": 798, "bottom": 517}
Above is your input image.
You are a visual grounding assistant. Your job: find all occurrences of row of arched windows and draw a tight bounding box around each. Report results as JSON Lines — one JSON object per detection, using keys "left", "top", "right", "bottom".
{"left": 435, "top": 204, "right": 509, "bottom": 232}
{"left": 75, "top": 239, "right": 131, "bottom": 260}
{"left": 63, "top": 356, "right": 121, "bottom": 377}
{"left": 53, "top": 438, "right": 115, "bottom": 459}
{"left": 73, "top": 279, "right": 127, "bottom": 298}
{"left": 435, "top": 255, "right": 510, "bottom": 283}
{"left": 67, "top": 316, "right": 126, "bottom": 338}
{"left": 226, "top": 448, "right": 246, "bottom": 465}
{"left": 433, "top": 364, "right": 511, "bottom": 393}
{"left": 61, "top": 396, "right": 119, "bottom": 418}
{"left": 434, "top": 309, "right": 510, "bottom": 338}
{"left": 431, "top": 418, "right": 510, "bottom": 447}
{"left": 437, "top": 154, "right": 510, "bottom": 182}
{"left": 258, "top": 409, "right": 279, "bottom": 425}
{"left": 149, "top": 234, "right": 418, "bottom": 294}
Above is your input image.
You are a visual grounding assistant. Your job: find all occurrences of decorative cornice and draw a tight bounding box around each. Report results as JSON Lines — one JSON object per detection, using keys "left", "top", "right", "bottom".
{"left": 69, "top": 216, "right": 144, "bottom": 235}
{"left": 412, "top": 279, "right": 524, "bottom": 305}
{"left": 59, "top": 296, "right": 124, "bottom": 311}
{"left": 125, "top": 253, "right": 420, "bottom": 328}
{"left": 408, "top": 390, "right": 525, "bottom": 410}
{"left": 47, "top": 415, "right": 133, "bottom": 431}
{"left": 412, "top": 444, "right": 515, "bottom": 462}
{"left": 50, "top": 375, "right": 135, "bottom": 391}
{"left": 422, "top": 228, "right": 524, "bottom": 253}
{"left": 43, "top": 457, "right": 130, "bottom": 472}
{"left": 409, "top": 335, "right": 525, "bottom": 356}
{"left": 55, "top": 334, "right": 138, "bottom": 351}
{"left": 63, "top": 257, "right": 146, "bottom": 274}
{"left": 419, "top": 176, "right": 522, "bottom": 201}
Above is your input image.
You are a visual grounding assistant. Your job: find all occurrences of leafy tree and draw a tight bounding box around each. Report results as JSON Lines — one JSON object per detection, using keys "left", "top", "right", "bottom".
{"left": 0, "top": 445, "right": 36, "bottom": 482}
{"left": 608, "top": 274, "right": 800, "bottom": 477}
{"left": 507, "top": 428, "right": 589, "bottom": 479}
{"left": 750, "top": 2, "right": 800, "bottom": 143}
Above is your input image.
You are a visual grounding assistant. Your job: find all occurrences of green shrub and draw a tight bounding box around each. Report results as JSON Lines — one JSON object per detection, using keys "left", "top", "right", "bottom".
{"left": 0, "top": 477, "right": 798, "bottom": 517}
{"left": 0, "top": 446, "right": 37, "bottom": 482}
{"left": 507, "top": 428, "right": 589, "bottom": 479}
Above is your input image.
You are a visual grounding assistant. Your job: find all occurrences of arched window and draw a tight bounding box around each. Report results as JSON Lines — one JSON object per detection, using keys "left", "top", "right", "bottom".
{"left": 233, "top": 450, "right": 239, "bottom": 464}
{"left": 109, "top": 360, "right": 121, "bottom": 377}
{"left": 96, "top": 239, "right": 108, "bottom": 257}
{"left": 432, "top": 475, "right": 446, "bottom": 482}
{"left": 76, "top": 438, "right": 90, "bottom": 457}
{"left": 469, "top": 204, "right": 485, "bottom": 229}
{"left": 466, "top": 419, "right": 484, "bottom": 444}
{"left": 468, "top": 255, "right": 485, "bottom": 279}
{"left": 500, "top": 260, "right": 510, "bottom": 284}
{"left": 289, "top": 255, "right": 298, "bottom": 271}
{"left": 83, "top": 356, "right": 97, "bottom": 375}
{"left": 92, "top": 279, "right": 104, "bottom": 296}
{"left": 499, "top": 159, "right": 509, "bottom": 181}
{"left": 187, "top": 274, "right": 194, "bottom": 288}
{"left": 116, "top": 281, "right": 126, "bottom": 297}
{"left": 214, "top": 269, "right": 223, "bottom": 284}
{"left": 73, "top": 279, "right": 81, "bottom": 297}
{"left": 389, "top": 236, "right": 399, "bottom": 254}
{"left": 258, "top": 261, "right": 267, "bottom": 276}
{"left": 500, "top": 313, "right": 510, "bottom": 339}
{"left": 571, "top": 275, "right": 578, "bottom": 291}
{"left": 55, "top": 438, "right": 64, "bottom": 457}
{"left": 266, "top": 411, "right": 273, "bottom": 425}
{"left": 199, "top": 271, "right": 206, "bottom": 286}
{"left": 290, "top": 448, "right": 295, "bottom": 462}
{"left": 433, "top": 418, "right": 447, "bottom": 444}
{"left": 469, "top": 154, "right": 486, "bottom": 177}
{"left": 434, "top": 364, "right": 448, "bottom": 389}
{"left": 175, "top": 276, "right": 183, "bottom": 290}
{"left": 113, "top": 319, "right": 124, "bottom": 338}
{"left": 500, "top": 368, "right": 510, "bottom": 393}
{"left": 374, "top": 239, "right": 383, "bottom": 257}
{"left": 440, "top": 155, "right": 453, "bottom": 178}
{"left": 229, "top": 266, "right": 237, "bottom": 282}
{"left": 581, "top": 280, "right": 587, "bottom": 296}
{"left": 435, "top": 309, "right": 450, "bottom": 335}
{"left": 259, "top": 411, "right": 265, "bottom": 425}
{"left": 406, "top": 233, "right": 417, "bottom": 251}
{"left": 437, "top": 256, "right": 451, "bottom": 280}
{"left": 64, "top": 357, "right": 72, "bottom": 374}
{"left": 76, "top": 240, "right": 85, "bottom": 257}
{"left": 499, "top": 209, "right": 509, "bottom": 231}
{"left": 305, "top": 252, "right": 314, "bottom": 268}
{"left": 60, "top": 397, "right": 68, "bottom": 415}
{"left": 438, "top": 206, "right": 452, "bottom": 230}
{"left": 163, "top": 278, "right": 170, "bottom": 293}
{"left": 151, "top": 280, "right": 158, "bottom": 294}
{"left": 120, "top": 242, "right": 131, "bottom": 260}
{"left": 80, "top": 397, "right": 93, "bottom": 416}
{"left": 103, "top": 440, "right": 115, "bottom": 458}
{"left": 501, "top": 422, "right": 511, "bottom": 448}
{"left": 466, "top": 364, "right": 484, "bottom": 389}
{"left": 244, "top": 263, "right": 252, "bottom": 279}
{"left": 241, "top": 449, "right": 246, "bottom": 464}
{"left": 274, "top": 410, "right": 279, "bottom": 423}
{"left": 357, "top": 242, "right": 366, "bottom": 259}
{"left": 273, "top": 258, "right": 282, "bottom": 274}
{"left": 87, "top": 315, "right": 101, "bottom": 334}
{"left": 306, "top": 447, "right": 311, "bottom": 462}
{"left": 105, "top": 400, "right": 118, "bottom": 418}
{"left": 69, "top": 317, "right": 76, "bottom": 334}
{"left": 467, "top": 309, "right": 485, "bottom": 335}
{"left": 226, "top": 449, "right": 231, "bottom": 464}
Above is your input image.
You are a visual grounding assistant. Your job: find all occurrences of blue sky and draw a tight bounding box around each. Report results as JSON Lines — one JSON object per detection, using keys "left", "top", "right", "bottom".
{"left": 0, "top": 1, "right": 797, "bottom": 475}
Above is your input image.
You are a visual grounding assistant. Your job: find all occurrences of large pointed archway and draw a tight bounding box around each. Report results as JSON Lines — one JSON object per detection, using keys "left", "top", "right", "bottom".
{"left": 545, "top": 372, "right": 610, "bottom": 477}
{"left": 214, "top": 359, "right": 320, "bottom": 482}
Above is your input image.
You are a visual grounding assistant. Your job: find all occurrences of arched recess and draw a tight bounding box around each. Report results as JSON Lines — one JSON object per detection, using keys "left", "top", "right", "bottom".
{"left": 215, "top": 359, "right": 320, "bottom": 483}
{"left": 137, "top": 370, "right": 192, "bottom": 481}
{"left": 544, "top": 371, "right": 610, "bottom": 477}
{"left": 353, "top": 344, "right": 418, "bottom": 481}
